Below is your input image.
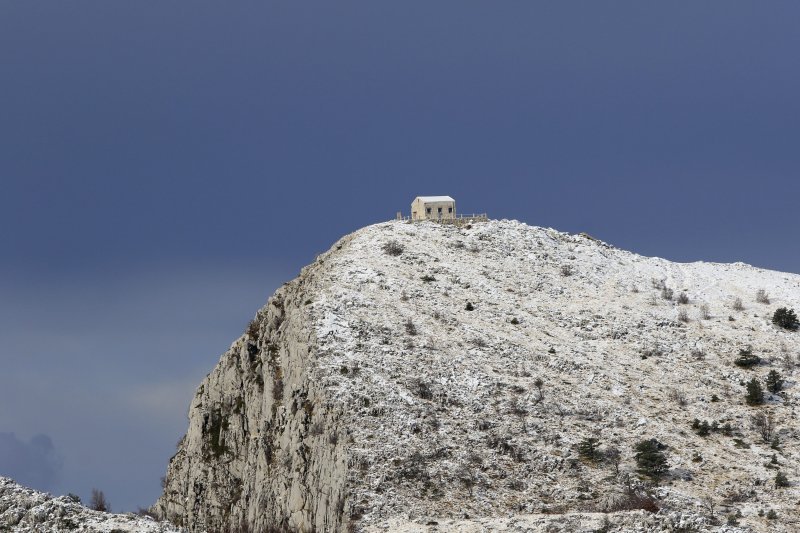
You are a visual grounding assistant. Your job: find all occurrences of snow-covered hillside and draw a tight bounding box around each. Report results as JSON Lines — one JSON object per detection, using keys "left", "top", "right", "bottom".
{"left": 0, "top": 477, "right": 180, "bottom": 532}
{"left": 158, "top": 219, "right": 800, "bottom": 532}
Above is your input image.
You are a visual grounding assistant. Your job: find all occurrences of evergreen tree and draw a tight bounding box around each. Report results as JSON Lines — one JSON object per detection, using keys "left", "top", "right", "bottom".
{"left": 734, "top": 346, "right": 760, "bottom": 367}
{"left": 746, "top": 378, "right": 764, "bottom": 405}
{"left": 772, "top": 307, "right": 799, "bottom": 330}
{"left": 775, "top": 470, "right": 789, "bottom": 488}
{"left": 634, "top": 438, "right": 668, "bottom": 480}
{"left": 766, "top": 370, "right": 783, "bottom": 394}
{"left": 578, "top": 437, "right": 601, "bottom": 462}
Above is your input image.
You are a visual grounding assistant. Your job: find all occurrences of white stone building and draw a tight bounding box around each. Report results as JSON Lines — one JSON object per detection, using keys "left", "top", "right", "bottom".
{"left": 411, "top": 196, "right": 456, "bottom": 221}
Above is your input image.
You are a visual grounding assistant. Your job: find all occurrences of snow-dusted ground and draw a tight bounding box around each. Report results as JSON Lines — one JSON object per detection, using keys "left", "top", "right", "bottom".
{"left": 0, "top": 477, "right": 181, "bottom": 532}
{"left": 306, "top": 219, "right": 800, "bottom": 531}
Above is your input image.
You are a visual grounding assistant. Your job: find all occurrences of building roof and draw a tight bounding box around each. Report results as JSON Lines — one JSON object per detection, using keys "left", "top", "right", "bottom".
{"left": 414, "top": 196, "right": 455, "bottom": 203}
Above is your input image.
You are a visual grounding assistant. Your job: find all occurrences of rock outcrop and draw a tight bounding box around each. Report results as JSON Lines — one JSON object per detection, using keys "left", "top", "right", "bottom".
{"left": 157, "top": 220, "right": 800, "bottom": 532}
{"left": 0, "top": 477, "right": 179, "bottom": 532}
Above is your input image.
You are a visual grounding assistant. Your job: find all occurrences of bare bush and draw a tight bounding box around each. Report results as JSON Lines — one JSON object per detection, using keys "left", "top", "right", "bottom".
{"left": 752, "top": 412, "right": 776, "bottom": 443}
{"left": 404, "top": 319, "right": 418, "bottom": 336}
{"left": 668, "top": 388, "right": 688, "bottom": 406}
{"left": 90, "top": 489, "right": 110, "bottom": 512}
{"left": 604, "top": 446, "right": 621, "bottom": 474}
{"left": 699, "top": 304, "right": 711, "bottom": 320}
{"left": 677, "top": 309, "right": 689, "bottom": 322}
{"left": 607, "top": 486, "right": 659, "bottom": 513}
{"left": 560, "top": 264, "right": 574, "bottom": 277}
{"left": 661, "top": 287, "right": 674, "bottom": 300}
{"left": 732, "top": 297, "right": 744, "bottom": 311}
{"left": 470, "top": 337, "right": 488, "bottom": 348}
{"left": 677, "top": 292, "right": 689, "bottom": 304}
{"left": 382, "top": 240, "right": 404, "bottom": 256}
{"left": 756, "top": 289, "right": 770, "bottom": 304}
{"left": 533, "top": 377, "right": 545, "bottom": 404}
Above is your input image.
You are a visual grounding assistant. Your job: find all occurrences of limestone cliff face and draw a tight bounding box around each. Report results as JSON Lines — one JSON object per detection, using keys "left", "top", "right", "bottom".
{"left": 155, "top": 239, "right": 350, "bottom": 533}
{"left": 158, "top": 220, "right": 800, "bottom": 533}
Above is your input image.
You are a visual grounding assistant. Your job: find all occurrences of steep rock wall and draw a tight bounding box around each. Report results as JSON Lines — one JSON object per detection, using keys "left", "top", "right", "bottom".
{"left": 155, "top": 241, "right": 350, "bottom": 532}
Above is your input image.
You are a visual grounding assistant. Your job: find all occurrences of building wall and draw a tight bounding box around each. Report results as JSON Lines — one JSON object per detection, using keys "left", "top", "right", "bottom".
{"left": 411, "top": 199, "right": 456, "bottom": 220}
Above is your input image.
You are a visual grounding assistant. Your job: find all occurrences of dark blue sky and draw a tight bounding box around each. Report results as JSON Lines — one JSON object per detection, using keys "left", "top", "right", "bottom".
{"left": 2, "top": 1, "right": 799, "bottom": 511}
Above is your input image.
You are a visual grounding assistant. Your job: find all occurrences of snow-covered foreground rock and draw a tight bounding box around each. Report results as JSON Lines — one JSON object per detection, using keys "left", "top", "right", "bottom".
{"left": 157, "top": 220, "right": 800, "bottom": 532}
{"left": 0, "top": 477, "right": 180, "bottom": 532}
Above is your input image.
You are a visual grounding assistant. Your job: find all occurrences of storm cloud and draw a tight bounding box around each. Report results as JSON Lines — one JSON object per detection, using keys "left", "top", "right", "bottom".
{"left": 0, "top": 432, "right": 62, "bottom": 491}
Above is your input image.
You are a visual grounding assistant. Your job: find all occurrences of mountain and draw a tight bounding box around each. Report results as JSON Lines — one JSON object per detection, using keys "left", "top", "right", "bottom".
{"left": 155, "top": 219, "right": 800, "bottom": 532}
{"left": 0, "top": 476, "right": 179, "bottom": 532}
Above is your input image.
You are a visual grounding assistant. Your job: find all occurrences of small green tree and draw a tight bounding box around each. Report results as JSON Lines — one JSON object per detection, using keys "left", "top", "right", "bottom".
{"left": 634, "top": 439, "right": 668, "bottom": 480}
{"left": 746, "top": 378, "right": 764, "bottom": 405}
{"left": 772, "top": 307, "right": 799, "bottom": 330}
{"left": 734, "top": 346, "right": 760, "bottom": 367}
{"left": 766, "top": 370, "right": 783, "bottom": 394}
{"left": 578, "top": 437, "right": 601, "bottom": 462}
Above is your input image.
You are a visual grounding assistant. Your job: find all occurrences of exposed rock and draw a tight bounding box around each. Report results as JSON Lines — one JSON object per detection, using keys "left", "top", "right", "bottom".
{"left": 0, "top": 477, "right": 179, "bottom": 532}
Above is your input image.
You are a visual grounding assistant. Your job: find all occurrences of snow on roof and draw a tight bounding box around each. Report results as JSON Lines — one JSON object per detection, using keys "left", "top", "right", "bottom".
{"left": 415, "top": 196, "right": 455, "bottom": 203}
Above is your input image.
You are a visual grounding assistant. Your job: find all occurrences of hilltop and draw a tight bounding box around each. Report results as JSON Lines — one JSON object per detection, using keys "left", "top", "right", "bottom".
{"left": 0, "top": 477, "right": 179, "bottom": 532}
{"left": 156, "top": 219, "right": 800, "bottom": 532}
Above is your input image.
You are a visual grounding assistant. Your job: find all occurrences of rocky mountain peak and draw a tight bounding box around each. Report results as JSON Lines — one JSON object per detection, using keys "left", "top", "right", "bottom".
{"left": 155, "top": 219, "right": 800, "bottom": 532}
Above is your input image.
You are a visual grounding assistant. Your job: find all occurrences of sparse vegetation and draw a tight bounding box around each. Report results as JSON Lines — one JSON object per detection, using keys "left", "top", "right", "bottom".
{"left": 465, "top": 301, "right": 474, "bottom": 311}
{"left": 382, "top": 240, "right": 404, "bottom": 256}
{"left": 607, "top": 483, "right": 660, "bottom": 513}
{"left": 775, "top": 470, "right": 789, "bottom": 488}
{"left": 692, "top": 419, "right": 712, "bottom": 437}
{"left": 404, "top": 319, "right": 418, "bottom": 336}
{"left": 732, "top": 297, "right": 744, "bottom": 311}
{"left": 772, "top": 307, "right": 799, "bottom": 330}
{"left": 677, "top": 309, "right": 689, "bottom": 323}
{"left": 745, "top": 378, "right": 764, "bottom": 405}
{"left": 676, "top": 292, "right": 689, "bottom": 304}
{"left": 699, "top": 304, "right": 710, "bottom": 320}
{"left": 668, "top": 388, "right": 687, "bottom": 406}
{"left": 734, "top": 346, "right": 760, "bottom": 367}
{"left": 411, "top": 379, "right": 433, "bottom": 400}
{"left": 246, "top": 318, "right": 260, "bottom": 339}
{"left": 634, "top": 439, "right": 668, "bottom": 480}
{"left": 560, "top": 264, "right": 574, "bottom": 277}
{"left": 661, "top": 287, "right": 674, "bottom": 300}
{"left": 89, "top": 489, "right": 110, "bottom": 512}
{"left": 420, "top": 274, "right": 436, "bottom": 283}
{"left": 752, "top": 411, "right": 775, "bottom": 442}
{"left": 766, "top": 369, "right": 783, "bottom": 394}
{"left": 577, "top": 437, "right": 601, "bottom": 462}
{"left": 756, "top": 289, "right": 770, "bottom": 304}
